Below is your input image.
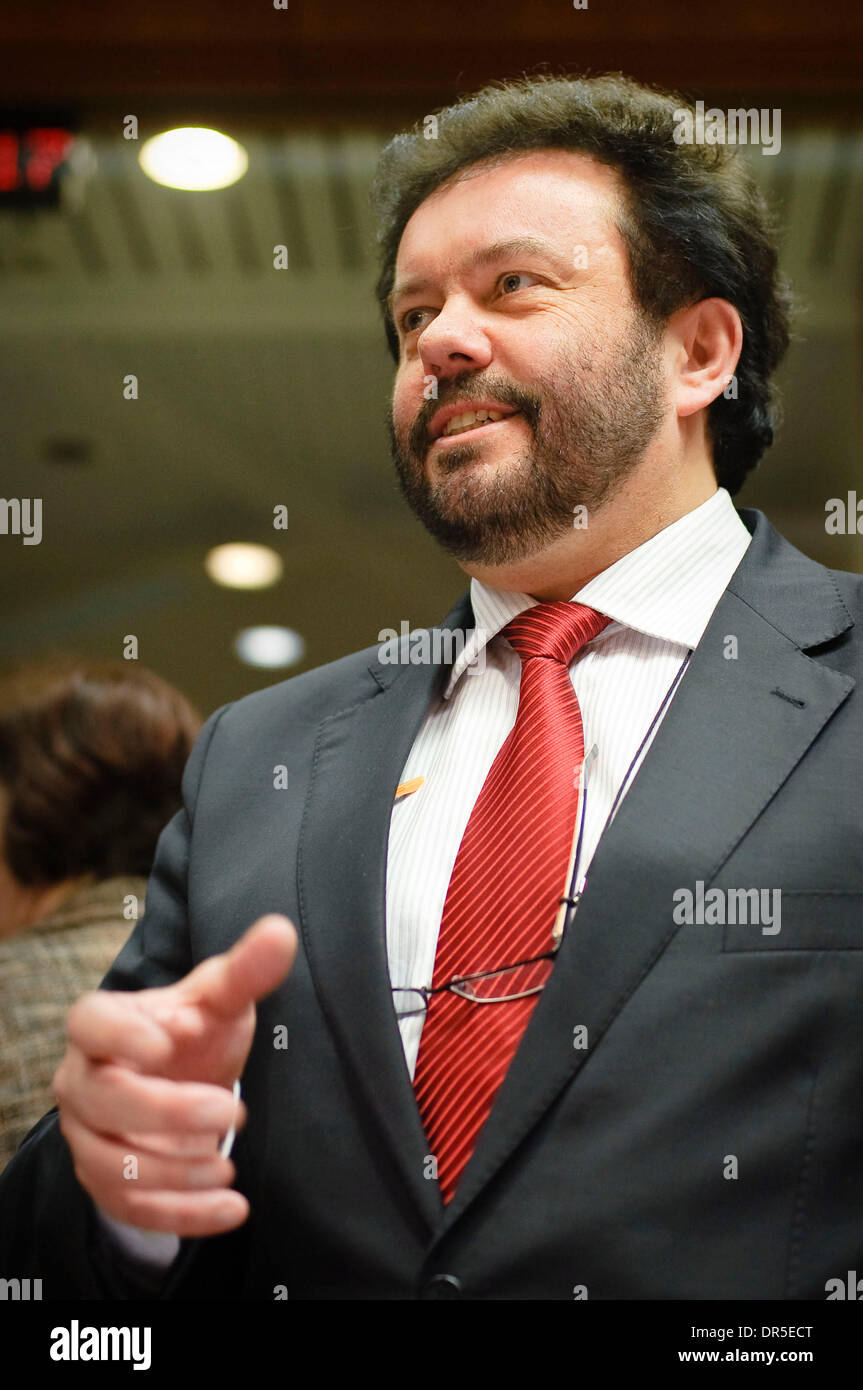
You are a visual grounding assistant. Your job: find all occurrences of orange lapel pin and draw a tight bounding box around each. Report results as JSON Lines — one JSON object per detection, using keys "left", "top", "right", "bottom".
{"left": 395, "top": 776, "right": 425, "bottom": 799}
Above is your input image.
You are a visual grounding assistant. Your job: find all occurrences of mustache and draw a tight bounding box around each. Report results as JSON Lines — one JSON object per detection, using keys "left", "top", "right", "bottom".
{"left": 406, "top": 380, "right": 541, "bottom": 456}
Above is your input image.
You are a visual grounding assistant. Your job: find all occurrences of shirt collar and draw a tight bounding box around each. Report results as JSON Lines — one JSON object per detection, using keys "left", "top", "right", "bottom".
{"left": 443, "top": 488, "right": 752, "bottom": 699}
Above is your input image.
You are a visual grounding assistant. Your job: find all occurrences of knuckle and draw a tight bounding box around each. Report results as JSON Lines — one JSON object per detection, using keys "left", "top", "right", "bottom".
{"left": 120, "top": 1189, "right": 145, "bottom": 1220}
{"left": 66, "top": 991, "right": 97, "bottom": 1033}
{"left": 150, "top": 1093, "right": 179, "bottom": 1130}
{"left": 98, "top": 1060, "right": 125, "bottom": 1089}
{"left": 123, "top": 1191, "right": 159, "bottom": 1225}
{"left": 98, "top": 1063, "right": 135, "bottom": 1109}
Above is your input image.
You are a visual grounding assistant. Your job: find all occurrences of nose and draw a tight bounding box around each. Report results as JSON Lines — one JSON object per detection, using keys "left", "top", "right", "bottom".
{"left": 418, "top": 297, "right": 493, "bottom": 381}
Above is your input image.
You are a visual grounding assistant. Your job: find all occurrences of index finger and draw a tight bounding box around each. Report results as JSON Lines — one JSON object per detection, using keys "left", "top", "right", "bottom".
{"left": 65, "top": 990, "right": 175, "bottom": 1069}
{"left": 179, "top": 914, "right": 298, "bottom": 1019}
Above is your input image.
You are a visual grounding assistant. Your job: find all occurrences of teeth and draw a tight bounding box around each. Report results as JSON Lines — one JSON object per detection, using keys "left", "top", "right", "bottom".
{"left": 442, "top": 408, "right": 507, "bottom": 437}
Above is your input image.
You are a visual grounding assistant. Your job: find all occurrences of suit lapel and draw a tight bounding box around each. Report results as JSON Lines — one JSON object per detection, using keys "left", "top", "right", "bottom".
{"left": 297, "top": 595, "right": 473, "bottom": 1235}
{"left": 432, "top": 510, "right": 855, "bottom": 1239}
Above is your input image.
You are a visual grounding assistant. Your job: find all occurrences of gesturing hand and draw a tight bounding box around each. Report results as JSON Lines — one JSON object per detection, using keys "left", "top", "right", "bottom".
{"left": 52, "top": 914, "right": 297, "bottom": 1236}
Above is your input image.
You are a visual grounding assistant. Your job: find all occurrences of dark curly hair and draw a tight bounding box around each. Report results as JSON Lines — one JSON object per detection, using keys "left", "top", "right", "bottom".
{"left": 369, "top": 72, "right": 793, "bottom": 495}
{"left": 0, "top": 660, "right": 201, "bottom": 886}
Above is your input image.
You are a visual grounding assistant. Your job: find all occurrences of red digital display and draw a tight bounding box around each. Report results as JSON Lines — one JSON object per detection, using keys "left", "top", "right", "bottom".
{"left": 0, "top": 125, "right": 75, "bottom": 204}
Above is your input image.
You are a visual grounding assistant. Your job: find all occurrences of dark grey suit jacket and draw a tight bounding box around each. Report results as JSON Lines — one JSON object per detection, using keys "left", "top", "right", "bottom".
{"left": 1, "top": 507, "right": 861, "bottom": 1300}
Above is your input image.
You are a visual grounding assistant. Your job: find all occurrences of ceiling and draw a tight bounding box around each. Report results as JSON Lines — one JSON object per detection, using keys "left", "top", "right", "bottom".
{"left": 1, "top": 4, "right": 862, "bottom": 714}
{"left": 2, "top": 1, "right": 862, "bottom": 104}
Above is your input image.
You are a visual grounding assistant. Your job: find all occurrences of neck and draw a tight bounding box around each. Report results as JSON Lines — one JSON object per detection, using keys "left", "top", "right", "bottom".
{"left": 460, "top": 455, "right": 719, "bottom": 603}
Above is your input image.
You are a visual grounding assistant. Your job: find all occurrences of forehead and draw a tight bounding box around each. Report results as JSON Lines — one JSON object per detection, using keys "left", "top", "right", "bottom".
{"left": 395, "top": 149, "right": 626, "bottom": 276}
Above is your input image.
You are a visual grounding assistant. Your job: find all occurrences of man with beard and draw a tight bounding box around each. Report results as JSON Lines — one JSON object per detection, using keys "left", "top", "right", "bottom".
{"left": 1, "top": 74, "right": 862, "bottom": 1302}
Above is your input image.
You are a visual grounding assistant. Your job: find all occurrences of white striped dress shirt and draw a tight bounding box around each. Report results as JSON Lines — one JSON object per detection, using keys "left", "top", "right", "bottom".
{"left": 386, "top": 487, "right": 752, "bottom": 1077}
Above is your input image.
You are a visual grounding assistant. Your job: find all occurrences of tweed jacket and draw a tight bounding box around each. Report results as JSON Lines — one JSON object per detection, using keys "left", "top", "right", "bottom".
{"left": 0, "top": 876, "right": 145, "bottom": 1172}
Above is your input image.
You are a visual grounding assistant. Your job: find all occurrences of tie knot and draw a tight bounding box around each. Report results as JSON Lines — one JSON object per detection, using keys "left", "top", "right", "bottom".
{"left": 503, "top": 601, "right": 610, "bottom": 665}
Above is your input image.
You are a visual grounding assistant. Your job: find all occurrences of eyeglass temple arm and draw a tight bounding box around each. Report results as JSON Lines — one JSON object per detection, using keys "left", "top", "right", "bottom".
{"left": 552, "top": 742, "right": 597, "bottom": 944}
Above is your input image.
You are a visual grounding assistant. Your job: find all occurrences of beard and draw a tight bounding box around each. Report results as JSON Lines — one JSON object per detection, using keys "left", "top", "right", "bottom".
{"left": 386, "top": 309, "right": 668, "bottom": 567}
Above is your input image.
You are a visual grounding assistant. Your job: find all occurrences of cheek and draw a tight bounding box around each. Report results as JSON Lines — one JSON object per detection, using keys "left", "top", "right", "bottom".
{"left": 391, "top": 376, "right": 418, "bottom": 435}
{"left": 502, "top": 308, "right": 585, "bottom": 369}
{"left": 547, "top": 302, "right": 609, "bottom": 345}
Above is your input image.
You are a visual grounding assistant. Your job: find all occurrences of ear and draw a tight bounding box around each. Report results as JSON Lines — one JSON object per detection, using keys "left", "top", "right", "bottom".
{"left": 668, "top": 298, "right": 743, "bottom": 421}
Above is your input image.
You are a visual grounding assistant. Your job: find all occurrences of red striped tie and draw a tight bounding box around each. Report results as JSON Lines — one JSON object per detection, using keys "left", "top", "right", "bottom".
{"left": 412, "top": 601, "right": 610, "bottom": 1203}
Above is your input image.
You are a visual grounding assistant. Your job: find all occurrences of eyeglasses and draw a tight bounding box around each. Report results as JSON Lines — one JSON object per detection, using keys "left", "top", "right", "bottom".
{"left": 392, "top": 743, "right": 599, "bottom": 1021}
{"left": 390, "top": 885, "right": 584, "bottom": 1018}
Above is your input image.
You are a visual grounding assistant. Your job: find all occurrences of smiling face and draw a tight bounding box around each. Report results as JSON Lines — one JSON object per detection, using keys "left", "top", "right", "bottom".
{"left": 386, "top": 150, "right": 670, "bottom": 568}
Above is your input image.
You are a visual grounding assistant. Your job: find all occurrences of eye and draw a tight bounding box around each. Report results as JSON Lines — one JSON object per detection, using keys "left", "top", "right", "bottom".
{"left": 498, "top": 270, "right": 539, "bottom": 295}
{"left": 400, "top": 306, "right": 432, "bottom": 335}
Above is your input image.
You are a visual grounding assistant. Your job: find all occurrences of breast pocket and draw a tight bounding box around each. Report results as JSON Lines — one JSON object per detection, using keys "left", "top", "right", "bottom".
{"left": 722, "top": 890, "right": 863, "bottom": 952}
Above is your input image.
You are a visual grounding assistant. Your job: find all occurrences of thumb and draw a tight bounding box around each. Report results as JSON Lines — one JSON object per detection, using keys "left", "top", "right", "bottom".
{"left": 179, "top": 914, "right": 298, "bottom": 1019}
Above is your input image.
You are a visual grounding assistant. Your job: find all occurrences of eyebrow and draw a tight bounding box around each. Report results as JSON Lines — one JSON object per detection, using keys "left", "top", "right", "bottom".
{"left": 386, "top": 235, "right": 575, "bottom": 321}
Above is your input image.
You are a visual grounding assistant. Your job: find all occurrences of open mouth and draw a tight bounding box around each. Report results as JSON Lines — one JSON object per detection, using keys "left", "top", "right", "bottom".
{"left": 433, "top": 409, "right": 523, "bottom": 445}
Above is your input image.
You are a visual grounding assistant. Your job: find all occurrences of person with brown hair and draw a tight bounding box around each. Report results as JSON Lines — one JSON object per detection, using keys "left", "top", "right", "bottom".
{"left": 0, "top": 661, "right": 200, "bottom": 1169}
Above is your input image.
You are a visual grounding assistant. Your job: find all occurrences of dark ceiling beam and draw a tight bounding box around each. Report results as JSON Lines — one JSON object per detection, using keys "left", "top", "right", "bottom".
{"left": 0, "top": 35, "right": 860, "bottom": 108}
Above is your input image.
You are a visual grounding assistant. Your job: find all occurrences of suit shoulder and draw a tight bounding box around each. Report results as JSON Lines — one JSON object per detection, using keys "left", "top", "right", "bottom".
{"left": 213, "top": 640, "right": 386, "bottom": 734}
{"left": 827, "top": 564, "right": 863, "bottom": 618}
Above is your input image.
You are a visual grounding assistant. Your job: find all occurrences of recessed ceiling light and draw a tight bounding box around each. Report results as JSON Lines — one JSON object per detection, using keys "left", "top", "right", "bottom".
{"left": 234, "top": 626, "right": 305, "bottom": 669}
{"left": 205, "top": 543, "right": 283, "bottom": 590}
{"left": 139, "top": 127, "right": 248, "bottom": 191}
{"left": 42, "top": 435, "right": 94, "bottom": 465}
